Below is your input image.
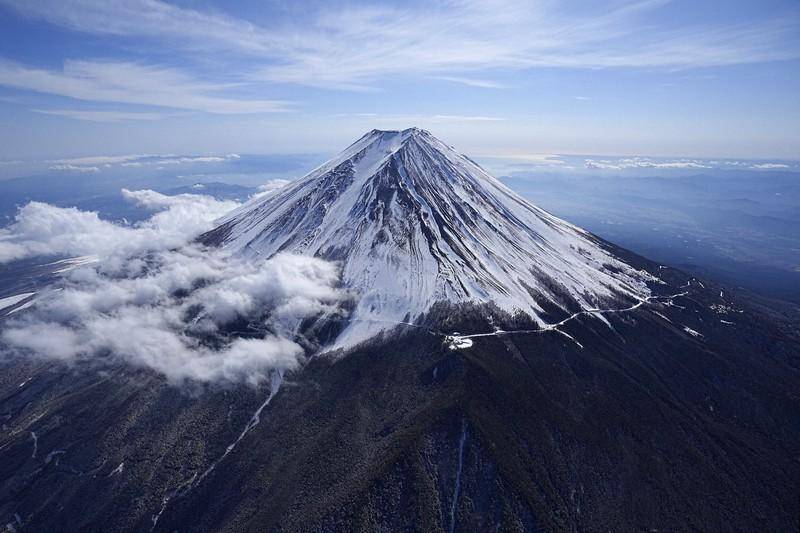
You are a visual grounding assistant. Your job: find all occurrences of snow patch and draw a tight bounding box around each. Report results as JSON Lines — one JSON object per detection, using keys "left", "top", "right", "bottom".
{"left": 0, "top": 292, "right": 36, "bottom": 314}
{"left": 29, "top": 431, "right": 38, "bottom": 459}
{"left": 683, "top": 326, "right": 703, "bottom": 337}
{"left": 109, "top": 462, "right": 125, "bottom": 477}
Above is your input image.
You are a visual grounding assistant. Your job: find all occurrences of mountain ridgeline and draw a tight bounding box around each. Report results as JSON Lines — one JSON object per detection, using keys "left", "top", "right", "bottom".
{"left": 201, "top": 128, "right": 655, "bottom": 346}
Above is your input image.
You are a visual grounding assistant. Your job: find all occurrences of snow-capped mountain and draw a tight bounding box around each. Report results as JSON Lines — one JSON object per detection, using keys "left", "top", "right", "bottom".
{"left": 203, "top": 128, "right": 656, "bottom": 344}
{"left": 4, "top": 130, "right": 800, "bottom": 533}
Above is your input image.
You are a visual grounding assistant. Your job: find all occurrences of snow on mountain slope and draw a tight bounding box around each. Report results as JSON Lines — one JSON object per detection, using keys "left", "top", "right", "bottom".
{"left": 202, "top": 128, "right": 656, "bottom": 346}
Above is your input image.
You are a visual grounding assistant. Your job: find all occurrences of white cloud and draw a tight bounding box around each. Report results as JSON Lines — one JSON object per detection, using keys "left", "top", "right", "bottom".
{"left": 52, "top": 154, "right": 152, "bottom": 166}
{"left": 0, "top": 0, "right": 286, "bottom": 55}
{"left": 1, "top": 0, "right": 796, "bottom": 92}
{"left": 3, "top": 322, "right": 82, "bottom": 361}
{"left": 48, "top": 163, "right": 100, "bottom": 173}
{"left": 32, "top": 108, "right": 167, "bottom": 122}
{"left": 751, "top": 162, "right": 790, "bottom": 170}
{"left": 584, "top": 157, "right": 711, "bottom": 170}
{"left": 339, "top": 113, "right": 506, "bottom": 124}
{"left": 45, "top": 152, "right": 242, "bottom": 172}
{"left": 0, "top": 190, "right": 345, "bottom": 385}
{"left": 0, "top": 59, "right": 293, "bottom": 114}
{"left": 486, "top": 153, "right": 566, "bottom": 165}
{"left": 0, "top": 189, "right": 237, "bottom": 264}
{"left": 435, "top": 76, "right": 511, "bottom": 89}
{"left": 251, "top": 179, "right": 292, "bottom": 199}
{"left": 429, "top": 115, "right": 505, "bottom": 122}
{"left": 251, "top": 2, "right": 800, "bottom": 89}
{"left": 2, "top": 250, "right": 343, "bottom": 384}
{"left": 582, "top": 158, "right": 796, "bottom": 171}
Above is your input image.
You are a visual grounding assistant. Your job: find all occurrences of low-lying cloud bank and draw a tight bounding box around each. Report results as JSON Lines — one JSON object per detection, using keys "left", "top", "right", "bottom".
{"left": 0, "top": 189, "right": 238, "bottom": 265}
{"left": 583, "top": 157, "right": 796, "bottom": 171}
{"left": 47, "top": 153, "right": 243, "bottom": 173}
{"left": 0, "top": 190, "right": 344, "bottom": 385}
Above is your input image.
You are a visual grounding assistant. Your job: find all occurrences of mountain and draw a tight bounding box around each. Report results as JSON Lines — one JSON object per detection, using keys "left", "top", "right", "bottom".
{"left": 202, "top": 128, "right": 655, "bottom": 346}
{"left": 0, "top": 129, "right": 799, "bottom": 532}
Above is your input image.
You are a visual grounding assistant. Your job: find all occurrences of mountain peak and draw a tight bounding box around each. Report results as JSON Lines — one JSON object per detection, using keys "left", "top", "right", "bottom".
{"left": 353, "top": 127, "right": 437, "bottom": 159}
{"left": 368, "top": 126, "right": 430, "bottom": 136}
{"left": 202, "top": 130, "right": 656, "bottom": 346}
{"left": 357, "top": 127, "right": 439, "bottom": 154}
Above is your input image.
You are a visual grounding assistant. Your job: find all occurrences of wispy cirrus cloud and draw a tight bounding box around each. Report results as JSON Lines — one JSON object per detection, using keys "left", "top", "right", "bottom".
{"left": 1, "top": 0, "right": 797, "bottom": 93}
{"left": 47, "top": 152, "right": 242, "bottom": 173}
{"left": 0, "top": 0, "right": 287, "bottom": 55}
{"left": 434, "top": 76, "right": 512, "bottom": 89}
{"left": 0, "top": 1, "right": 797, "bottom": 158}
{"left": 336, "top": 113, "right": 506, "bottom": 123}
{"left": 0, "top": 59, "right": 293, "bottom": 114}
{"left": 32, "top": 108, "right": 168, "bottom": 122}
{"left": 51, "top": 154, "right": 154, "bottom": 166}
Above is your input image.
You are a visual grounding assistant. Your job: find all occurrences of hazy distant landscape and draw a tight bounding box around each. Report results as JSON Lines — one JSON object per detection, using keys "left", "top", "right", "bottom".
{"left": 499, "top": 165, "right": 800, "bottom": 304}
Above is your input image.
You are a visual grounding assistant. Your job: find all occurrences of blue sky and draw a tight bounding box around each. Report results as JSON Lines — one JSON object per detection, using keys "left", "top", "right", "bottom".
{"left": 0, "top": 0, "right": 798, "bottom": 161}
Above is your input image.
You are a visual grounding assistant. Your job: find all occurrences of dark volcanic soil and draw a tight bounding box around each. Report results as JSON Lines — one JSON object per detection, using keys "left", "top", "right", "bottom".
{"left": 1, "top": 259, "right": 799, "bottom": 532}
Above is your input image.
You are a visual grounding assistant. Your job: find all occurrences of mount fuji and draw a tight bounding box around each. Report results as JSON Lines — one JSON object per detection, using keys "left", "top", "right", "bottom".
{"left": 0, "top": 129, "right": 798, "bottom": 532}
{"left": 203, "top": 128, "right": 656, "bottom": 346}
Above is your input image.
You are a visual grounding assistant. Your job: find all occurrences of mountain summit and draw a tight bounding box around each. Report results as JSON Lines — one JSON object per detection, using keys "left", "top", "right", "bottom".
{"left": 203, "top": 128, "right": 654, "bottom": 344}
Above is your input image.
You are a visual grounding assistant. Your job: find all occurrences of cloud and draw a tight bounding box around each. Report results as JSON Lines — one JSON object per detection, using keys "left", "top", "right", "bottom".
{"left": 145, "top": 154, "right": 240, "bottom": 165}
{"left": 751, "top": 162, "right": 790, "bottom": 170}
{"left": 0, "top": 59, "right": 293, "bottom": 114}
{"left": 0, "top": 190, "right": 345, "bottom": 385}
{"left": 2, "top": 250, "right": 343, "bottom": 384}
{"left": 488, "top": 153, "right": 566, "bottom": 165}
{"left": 0, "top": 0, "right": 286, "bottom": 55}
{"left": 1, "top": 0, "right": 797, "bottom": 92}
{"left": 338, "top": 113, "right": 506, "bottom": 124}
{"left": 0, "top": 189, "right": 237, "bottom": 264}
{"left": 435, "top": 76, "right": 511, "bottom": 89}
{"left": 32, "top": 108, "right": 167, "bottom": 122}
{"left": 250, "top": 3, "right": 800, "bottom": 89}
{"left": 48, "top": 163, "right": 100, "bottom": 173}
{"left": 251, "top": 179, "right": 292, "bottom": 199}
{"left": 584, "top": 157, "right": 711, "bottom": 170}
{"left": 52, "top": 154, "right": 152, "bottom": 166}
{"left": 46, "top": 152, "right": 242, "bottom": 172}
{"left": 429, "top": 115, "right": 505, "bottom": 122}
{"left": 583, "top": 157, "right": 797, "bottom": 171}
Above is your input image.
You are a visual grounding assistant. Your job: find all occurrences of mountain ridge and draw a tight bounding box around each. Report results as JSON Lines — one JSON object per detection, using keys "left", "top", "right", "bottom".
{"left": 202, "top": 128, "right": 657, "bottom": 346}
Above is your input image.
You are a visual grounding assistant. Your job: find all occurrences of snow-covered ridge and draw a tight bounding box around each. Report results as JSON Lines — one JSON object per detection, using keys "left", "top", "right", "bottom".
{"left": 203, "top": 127, "right": 655, "bottom": 346}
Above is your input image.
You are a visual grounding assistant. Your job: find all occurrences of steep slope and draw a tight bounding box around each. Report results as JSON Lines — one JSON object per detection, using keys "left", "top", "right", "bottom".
{"left": 202, "top": 128, "right": 656, "bottom": 345}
